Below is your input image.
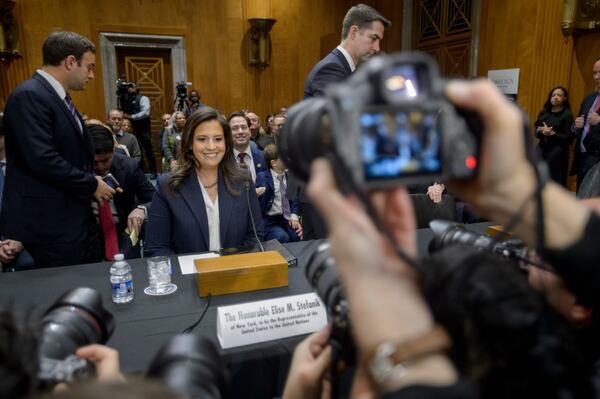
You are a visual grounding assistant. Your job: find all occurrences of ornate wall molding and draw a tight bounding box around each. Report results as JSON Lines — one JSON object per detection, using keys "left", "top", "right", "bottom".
{"left": 563, "top": 0, "right": 600, "bottom": 36}
{"left": 0, "top": 0, "right": 20, "bottom": 63}
{"left": 99, "top": 32, "right": 186, "bottom": 113}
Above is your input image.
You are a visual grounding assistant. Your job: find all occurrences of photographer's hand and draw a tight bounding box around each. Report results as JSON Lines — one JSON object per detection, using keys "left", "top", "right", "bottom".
{"left": 446, "top": 80, "right": 590, "bottom": 250}
{"left": 308, "top": 159, "right": 456, "bottom": 393}
{"left": 76, "top": 344, "right": 125, "bottom": 383}
{"left": 282, "top": 325, "right": 332, "bottom": 399}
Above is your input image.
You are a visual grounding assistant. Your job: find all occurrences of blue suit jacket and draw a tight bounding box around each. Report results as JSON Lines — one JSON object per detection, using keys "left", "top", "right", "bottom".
{"left": 303, "top": 48, "right": 352, "bottom": 98}
{"left": 250, "top": 145, "right": 267, "bottom": 176}
{"left": 144, "top": 171, "right": 264, "bottom": 256}
{"left": 575, "top": 91, "right": 600, "bottom": 157}
{"left": 1, "top": 73, "right": 97, "bottom": 243}
{"left": 255, "top": 170, "right": 300, "bottom": 216}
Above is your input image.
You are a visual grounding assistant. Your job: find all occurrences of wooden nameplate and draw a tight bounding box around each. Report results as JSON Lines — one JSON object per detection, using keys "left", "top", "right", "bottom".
{"left": 194, "top": 250, "right": 288, "bottom": 297}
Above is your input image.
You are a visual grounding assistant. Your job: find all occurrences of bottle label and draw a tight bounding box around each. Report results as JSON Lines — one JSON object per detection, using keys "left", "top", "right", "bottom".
{"left": 111, "top": 280, "right": 133, "bottom": 296}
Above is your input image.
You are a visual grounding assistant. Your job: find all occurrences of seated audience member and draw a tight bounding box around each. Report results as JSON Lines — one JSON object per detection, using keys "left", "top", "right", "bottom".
{"left": 245, "top": 110, "right": 263, "bottom": 141}
{"left": 227, "top": 111, "right": 267, "bottom": 183}
{"left": 106, "top": 109, "right": 141, "bottom": 164}
{"left": 121, "top": 117, "right": 133, "bottom": 134}
{"left": 162, "top": 111, "right": 185, "bottom": 172}
{"left": 145, "top": 107, "right": 263, "bottom": 256}
{"left": 293, "top": 79, "right": 600, "bottom": 398}
{"left": 255, "top": 144, "right": 302, "bottom": 243}
{"left": 247, "top": 110, "right": 275, "bottom": 150}
{"left": 157, "top": 113, "right": 171, "bottom": 158}
{"left": 88, "top": 123, "right": 155, "bottom": 260}
{"left": 270, "top": 113, "right": 287, "bottom": 141}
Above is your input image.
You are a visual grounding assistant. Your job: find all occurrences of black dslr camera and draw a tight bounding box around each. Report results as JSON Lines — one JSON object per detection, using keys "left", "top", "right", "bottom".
{"left": 37, "top": 288, "right": 115, "bottom": 386}
{"left": 279, "top": 51, "right": 482, "bottom": 189}
{"left": 146, "top": 334, "right": 230, "bottom": 399}
{"left": 428, "top": 220, "right": 533, "bottom": 265}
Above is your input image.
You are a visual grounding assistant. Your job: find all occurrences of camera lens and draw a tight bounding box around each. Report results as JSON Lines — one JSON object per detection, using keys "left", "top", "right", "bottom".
{"left": 146, "top": 335, "right": 229, "bottom": 399}
{"left": 305, "top": 243, "right": 347, "bottom": 325}
{"left": 428, "top": 220, "right": 496, "bottom": 255}
{"left": 38, "top": 287, "right": 115, "bottom": 384}
{"left": 278, "top": 97, "right": 334, "bottom": 183}
{"left": 39, "top": 287, "right": 114, "bottom": 360}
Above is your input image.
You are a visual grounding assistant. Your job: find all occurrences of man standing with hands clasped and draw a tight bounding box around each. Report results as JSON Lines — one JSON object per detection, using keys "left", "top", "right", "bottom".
{"left": 573, "top": 57, "right": 600, "bottom": 190}
{"left": 1, "top": 31, "right": 115, "bottom": 267}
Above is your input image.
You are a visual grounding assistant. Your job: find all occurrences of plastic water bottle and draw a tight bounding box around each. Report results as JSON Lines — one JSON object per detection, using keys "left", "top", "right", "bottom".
{"left": 110, "top": 254, "right": 134, "bottom": 303}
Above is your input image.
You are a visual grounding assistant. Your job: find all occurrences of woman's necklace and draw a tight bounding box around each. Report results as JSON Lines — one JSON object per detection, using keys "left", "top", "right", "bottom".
{"left": 203, "top": 180, "right": 218, "bottom": 189}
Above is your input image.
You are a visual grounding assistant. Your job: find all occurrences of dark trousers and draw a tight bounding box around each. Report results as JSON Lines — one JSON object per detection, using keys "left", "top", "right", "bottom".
{"left": 577, "top": 153, "right": 600, "bottom": 191}
{"left": 135, "top": 131, "right": 157, "bottom": 174}
{"left": 264, "top": 214, "right": 299, "bottom": 243}
{"left": 299, "top": 202, "right": 328, "bottom": 240}
{"left": 23, "top": 223, "right": 102, "bottom": 268}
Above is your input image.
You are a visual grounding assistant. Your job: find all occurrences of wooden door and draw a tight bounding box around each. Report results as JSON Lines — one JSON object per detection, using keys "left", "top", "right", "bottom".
{"left": 116, "top": 47, "right": 174, "bottom": 167}
{"left": 413, "top": 0, "right": 475, "bottom": 77}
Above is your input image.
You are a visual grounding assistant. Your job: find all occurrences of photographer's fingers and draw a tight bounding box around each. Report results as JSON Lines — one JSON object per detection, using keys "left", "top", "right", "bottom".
{"left": 76, "top": 344, "right": 125, "bottom": 383}
{"left": 308, "top": 159, "right": 372, "bottom": 234}
{"left": 370, "top": 188, "right": 417, "bottom": 258}
{"left": 446, "top": 79, "right": 522, "bottom": 133}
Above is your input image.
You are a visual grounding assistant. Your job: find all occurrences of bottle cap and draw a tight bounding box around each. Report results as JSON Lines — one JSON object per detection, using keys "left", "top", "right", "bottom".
{"left": 114, "top": 253, "right": 125, "bottom": 261}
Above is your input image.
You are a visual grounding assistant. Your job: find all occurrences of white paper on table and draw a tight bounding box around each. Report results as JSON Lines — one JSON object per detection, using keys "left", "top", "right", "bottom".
{"left": 177, "top": 252, "right": 220, "bottom": 275}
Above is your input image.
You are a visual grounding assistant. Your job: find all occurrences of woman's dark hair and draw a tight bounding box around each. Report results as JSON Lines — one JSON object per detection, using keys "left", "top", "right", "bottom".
{"left": 0, "top": 307, "right": 39, "bottom": 399}
{"left": 420, "top": 246, "right": 590, "bottom": 399}
{"left": 168, "top": 107, "right": 248, "bottom": 195}
{"left": 540, "top": 86, "right": 571, "bottom": 115}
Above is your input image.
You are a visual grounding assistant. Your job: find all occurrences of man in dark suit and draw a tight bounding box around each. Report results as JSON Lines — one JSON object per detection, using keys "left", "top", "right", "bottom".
{"left": 303, "top": 3, "right": 390, "bottom": 98}
{"left": 88, "top": 123, "right": 155, "bottom": 259}
{"left": 1, "top": 31, "right": 115, "bottom": 267}
{"left": 227, "top": 112, "right": 267, "bottom": 184}
{"left": 297, "top": 4, "right": 390, "bottom": 240}
{"left": 573, "top": 57, "right": 600, "bottom": 190}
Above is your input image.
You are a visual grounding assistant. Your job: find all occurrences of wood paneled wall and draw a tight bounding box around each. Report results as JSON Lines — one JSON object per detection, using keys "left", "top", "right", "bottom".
{"left": 0, "top": 0, "right": 403, "bottom": 122}
{"left": 477, "top": 0, "right": 600, "bottom": 127}
{"left": 477, "top": 0, "right": 575, "bottom": 122}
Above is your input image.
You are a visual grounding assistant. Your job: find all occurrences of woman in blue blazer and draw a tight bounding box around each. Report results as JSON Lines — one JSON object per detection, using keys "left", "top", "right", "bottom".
{"left": 145, "top": 107, "right": 264, "bottom": 256}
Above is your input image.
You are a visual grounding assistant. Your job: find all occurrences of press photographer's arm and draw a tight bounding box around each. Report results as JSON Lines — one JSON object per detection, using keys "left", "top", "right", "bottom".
{"left": 446, "top": 80, "right": 600, "bottom": 307}
{"left": 304, "top": 78, "right": 600, "bottom": 396}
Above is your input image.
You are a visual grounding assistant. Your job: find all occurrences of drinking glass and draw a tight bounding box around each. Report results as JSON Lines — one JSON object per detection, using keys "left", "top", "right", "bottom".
{"left": 144, "top": 256, "right": 177, "bottom": 296}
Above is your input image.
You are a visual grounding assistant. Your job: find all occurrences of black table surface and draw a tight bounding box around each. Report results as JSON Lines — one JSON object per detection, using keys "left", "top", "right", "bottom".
{"left": 0, "top": 222, "right": 490, "bottom": 396}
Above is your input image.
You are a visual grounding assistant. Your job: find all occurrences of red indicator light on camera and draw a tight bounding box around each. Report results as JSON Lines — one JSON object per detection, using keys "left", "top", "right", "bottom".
{"left": 465, "top": 156, "right": 477, "bottom": 170}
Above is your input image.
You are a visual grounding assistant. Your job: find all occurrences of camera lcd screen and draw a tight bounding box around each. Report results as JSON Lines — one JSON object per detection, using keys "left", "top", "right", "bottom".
{"left": 360, "top": 109, "right": 442, "bottom": 181}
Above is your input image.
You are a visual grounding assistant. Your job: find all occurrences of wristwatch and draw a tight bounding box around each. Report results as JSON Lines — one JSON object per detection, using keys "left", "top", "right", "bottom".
{"left": 367, "top": 325, "right": 451, "bottom": 387}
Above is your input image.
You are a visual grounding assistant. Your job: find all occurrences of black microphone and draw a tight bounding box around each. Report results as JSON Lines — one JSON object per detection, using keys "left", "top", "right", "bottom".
{"left": 244, "top": 181, "right": 265, "bottom": 252}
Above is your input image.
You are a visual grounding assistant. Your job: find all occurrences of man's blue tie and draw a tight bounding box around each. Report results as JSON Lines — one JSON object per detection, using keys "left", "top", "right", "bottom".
{"left": 64, "top": 93, "right": 81, "bottom": 132}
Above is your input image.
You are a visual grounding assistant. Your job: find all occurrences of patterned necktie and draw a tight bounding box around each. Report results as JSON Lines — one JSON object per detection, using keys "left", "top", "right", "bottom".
{"left": 238, "top": 152, "right": 248, "bottom": 168}
{"left": 581, "top": 93, "right": 600, "bottom": 152}
{"left": 64, "top": 93, "right": 81, "bottom": 131}
{"left": 278, "top": 174, "right": 291, "bottom": 219}
{"left": 98, "top": 201, "right": 119, "bottom": 261}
